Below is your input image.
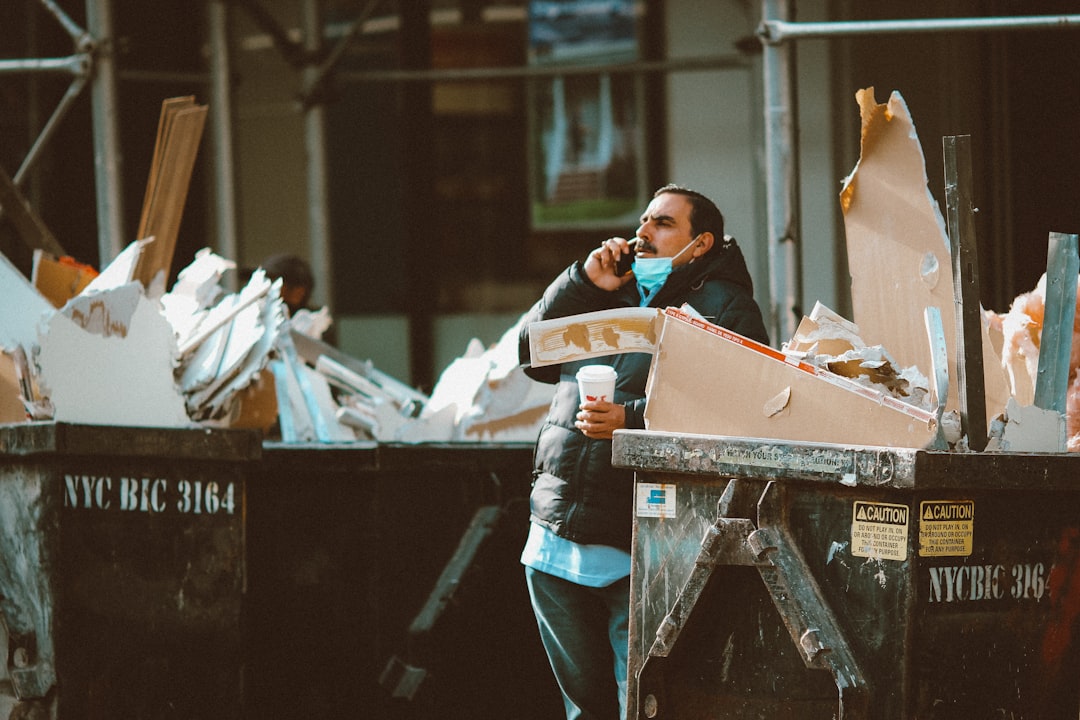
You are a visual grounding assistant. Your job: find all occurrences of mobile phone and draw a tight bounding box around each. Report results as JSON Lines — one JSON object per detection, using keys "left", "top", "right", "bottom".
{"left": 615, "top": 242, "right": 637, "bottom": 276}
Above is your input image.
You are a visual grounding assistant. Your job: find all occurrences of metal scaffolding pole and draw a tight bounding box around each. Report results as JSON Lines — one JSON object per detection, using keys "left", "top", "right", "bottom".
{"left": 303, "top": 0, "right": 333, "bottom": 312}
{"left": 208, "top": 0, "right": 239, "bottom": 289}
{"left": 760, "top": 0, "right": 801, "bottom": 346}
{"left": 85, "top": 0, "right": 125, "bottom": 264}
{"left": 758, "top": 14, "right": 1080, "bottom": 43}
{"left": 756, "top": 9, "right": 1080, "bottom": 346}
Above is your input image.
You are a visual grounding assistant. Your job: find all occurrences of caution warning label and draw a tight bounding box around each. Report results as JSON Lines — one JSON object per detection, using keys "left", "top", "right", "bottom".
{"left": 918, "top": 500, "right": 974, "bottom": 557}
{"left": 851, "top": 501, "right": 909, "bottom": 561}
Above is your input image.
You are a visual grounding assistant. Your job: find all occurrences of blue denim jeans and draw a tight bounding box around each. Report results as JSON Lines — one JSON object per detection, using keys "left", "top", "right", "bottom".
{"left": 525, "top": 566, "right": 630, "bottom": 720}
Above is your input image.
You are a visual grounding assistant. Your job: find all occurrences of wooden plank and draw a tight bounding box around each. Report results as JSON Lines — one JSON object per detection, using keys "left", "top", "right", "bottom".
{"left": 1033, "top": 232, "right": 1080, "bottom": 413}
{"left": 137, "top": 96, "right": 195, "bottom": 238}
{"left": 943, "top": 135, "right": 987, "bottom": 451}
{"left": 133, "top": 101, "right": 208, "bottom": 288}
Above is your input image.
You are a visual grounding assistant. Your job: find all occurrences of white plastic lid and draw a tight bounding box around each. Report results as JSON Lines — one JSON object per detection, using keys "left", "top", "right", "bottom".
{"left": 576, "top": 365, "right": 617, "bottom": 382}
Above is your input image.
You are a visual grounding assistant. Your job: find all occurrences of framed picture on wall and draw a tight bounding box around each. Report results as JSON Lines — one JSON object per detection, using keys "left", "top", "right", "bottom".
{"left": 527, "top": 0, "right": 648, "bottom": 230}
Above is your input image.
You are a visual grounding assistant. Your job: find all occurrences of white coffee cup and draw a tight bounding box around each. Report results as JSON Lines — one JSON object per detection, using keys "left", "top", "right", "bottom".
{"left": 576, "top": 365, "right": 617, "bottom": 405}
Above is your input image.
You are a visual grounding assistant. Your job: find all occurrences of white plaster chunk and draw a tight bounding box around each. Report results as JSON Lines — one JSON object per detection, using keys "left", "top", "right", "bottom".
{"left": 183, "top": 300, "right": 263, "bottom": 410}
{"left": 161, "top": 248, "right": 235, "bottom": 339}
{"left": 270, "top": 357, "right": 313, "bottom": 442}
{"left": 193, "top": 293, "right": 285, "bottom": 421}
{"left": 336, "top": 396, "right": 409, "bottom": 439}
{"left": 425, "top": 316, "right": 554, "bottom": 442}
{"left": 82, "top": 238, "right": 153, "bottom": 294}
{"left": 297, "top": 363, "right": 356, "bottom": 442}
{"left": 763, "top": 387, "right": 791, "bottom": 418}
{"left": 396, "top": 404, "right": 457, "bottom": 442}
{"left": 422, "top": 355, "right": 487, "bottom": 429}
{"left": 37, "top": 290, "right": 190, "bottom": 427}
{"left": 176, "top": 270, "right": 272, "bottom": 357}
{"left": 986, "top": 398, "right": 1067, "bottom": 453}
{"left": 291, "top": 306, "right": 333, "bottom": 341}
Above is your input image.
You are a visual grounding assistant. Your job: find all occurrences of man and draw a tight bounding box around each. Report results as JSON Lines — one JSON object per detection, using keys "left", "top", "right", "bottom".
{"left": 517, "top": 184, "right": 769, "bottom": 720}
{"left": 261, "top": 253, "right": 315, "bottom": 317}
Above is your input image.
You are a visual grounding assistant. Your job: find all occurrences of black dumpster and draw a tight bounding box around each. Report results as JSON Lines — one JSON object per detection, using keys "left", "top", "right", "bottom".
{"left": 613, "top": 429, "right": 1080, "bottom": 720}
{"left": 245, "top": 441, "right": 562, "bottom": 720}
{"left": 0, "top": 421, "right": 260, "bottom": 719}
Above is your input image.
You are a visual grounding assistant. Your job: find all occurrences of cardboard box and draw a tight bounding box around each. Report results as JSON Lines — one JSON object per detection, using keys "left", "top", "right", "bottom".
{"left": 225, "top": 367, "right": 278, "bottom": 432}
{"left": 0, "top": 350, "right": 28, "bottom": 423}
{"left": 644, "top": 309, "right": 939, "bottom": 449}
{"left": 31, "top": 250, "right": 98, "bottom": 308}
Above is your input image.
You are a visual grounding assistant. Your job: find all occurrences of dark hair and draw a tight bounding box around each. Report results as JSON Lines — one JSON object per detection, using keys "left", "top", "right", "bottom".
{"left": 261, "top": 253, "right": 314, "bottom": 291}
{"left": 654, "top": 183, "right": 725, "bottom": 240}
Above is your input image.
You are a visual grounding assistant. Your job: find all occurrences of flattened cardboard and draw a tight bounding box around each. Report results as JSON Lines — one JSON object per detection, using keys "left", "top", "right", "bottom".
{"left": 224, "top": 368, "right": 278, "bottom": 432}
{"left": 31, "top": 251, "right": 98, "bottom": 308}
{"left": 0, "top": 351, "right": 26, "bottom": 423}
{"left": 644, "top": 309, "right": 938, "bottom": 449}
{"left": 528, "top": 307, "right": 661, "bottom": 367}
{"left": 841, "top": 89, "right": 955, "bottom": 402}
{"left": 840, "top": 88, "right": 1010, "bottom": 428}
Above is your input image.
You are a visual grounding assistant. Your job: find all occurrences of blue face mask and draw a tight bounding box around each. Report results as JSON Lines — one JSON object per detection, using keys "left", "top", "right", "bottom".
{"left": 632, "top": 236, "right": 700, "bottom": 305}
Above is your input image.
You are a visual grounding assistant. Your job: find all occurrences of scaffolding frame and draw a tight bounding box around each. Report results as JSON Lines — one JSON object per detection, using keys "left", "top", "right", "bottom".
{"left": 4, "top": 2, "right": 1080, "bottom": 339}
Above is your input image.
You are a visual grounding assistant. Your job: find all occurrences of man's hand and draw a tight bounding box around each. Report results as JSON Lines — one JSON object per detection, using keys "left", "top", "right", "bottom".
{"left": 575, "top": 400, "right": 626, "bottom": 440}
{"left": 583, "top": 237, "right": 637, "bottom": 291}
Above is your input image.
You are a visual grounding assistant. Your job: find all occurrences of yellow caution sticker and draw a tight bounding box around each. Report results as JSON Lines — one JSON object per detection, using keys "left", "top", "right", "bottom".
{"left": 918, "top": 500, "right": 974, "bottom": 557}
{"left": 851, "top": 501, "right": 909, "bottom": 561}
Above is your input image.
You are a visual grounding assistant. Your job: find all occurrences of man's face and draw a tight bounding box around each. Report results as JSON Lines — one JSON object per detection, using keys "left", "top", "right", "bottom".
{"left": 635, "top": 192, "right": 698, "bottom": 268}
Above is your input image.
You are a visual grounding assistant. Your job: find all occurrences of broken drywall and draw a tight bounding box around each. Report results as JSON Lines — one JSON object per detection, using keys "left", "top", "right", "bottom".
{"left": 423, "top": 316, "right": 555, "bottom": 442}
{"left": 37, "top": 286, "right": 190, "bottom": 427}
{"left": 987, "top": 398, "right": 1067, "bottom": 453}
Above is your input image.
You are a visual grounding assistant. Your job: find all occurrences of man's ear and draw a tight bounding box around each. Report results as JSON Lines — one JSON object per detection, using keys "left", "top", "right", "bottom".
{"left": 693, "top": 232, "right": 715, "bottom": 259}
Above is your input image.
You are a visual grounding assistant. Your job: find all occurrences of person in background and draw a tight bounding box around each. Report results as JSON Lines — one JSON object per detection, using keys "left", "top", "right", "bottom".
{"left": 517, "top": 184, "right": 769, "bottom": 720}
{"left": 261, "top": 253, "right": 315, "bottom": 317}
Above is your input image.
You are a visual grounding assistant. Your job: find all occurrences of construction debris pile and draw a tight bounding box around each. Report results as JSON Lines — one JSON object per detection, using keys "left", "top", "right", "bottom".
{"left": 528, "top": 87, "right": 1080, "bottom": 453}
{"left": 1, "top": 96, "right": 552, "bottom": 443}
{"left": 4, "top": 90, "right": 1079, "bottom": 452}
{"left": 765, "top": 87, "right": 1080, "bottom": 452}
{"left": 0, "top": 246, "right": 553, "bottom": 443}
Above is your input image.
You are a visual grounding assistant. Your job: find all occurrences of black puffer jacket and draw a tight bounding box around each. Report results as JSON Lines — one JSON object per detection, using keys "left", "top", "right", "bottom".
{"left": 519, "top": 238, "right": 769, "bottom": 550}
